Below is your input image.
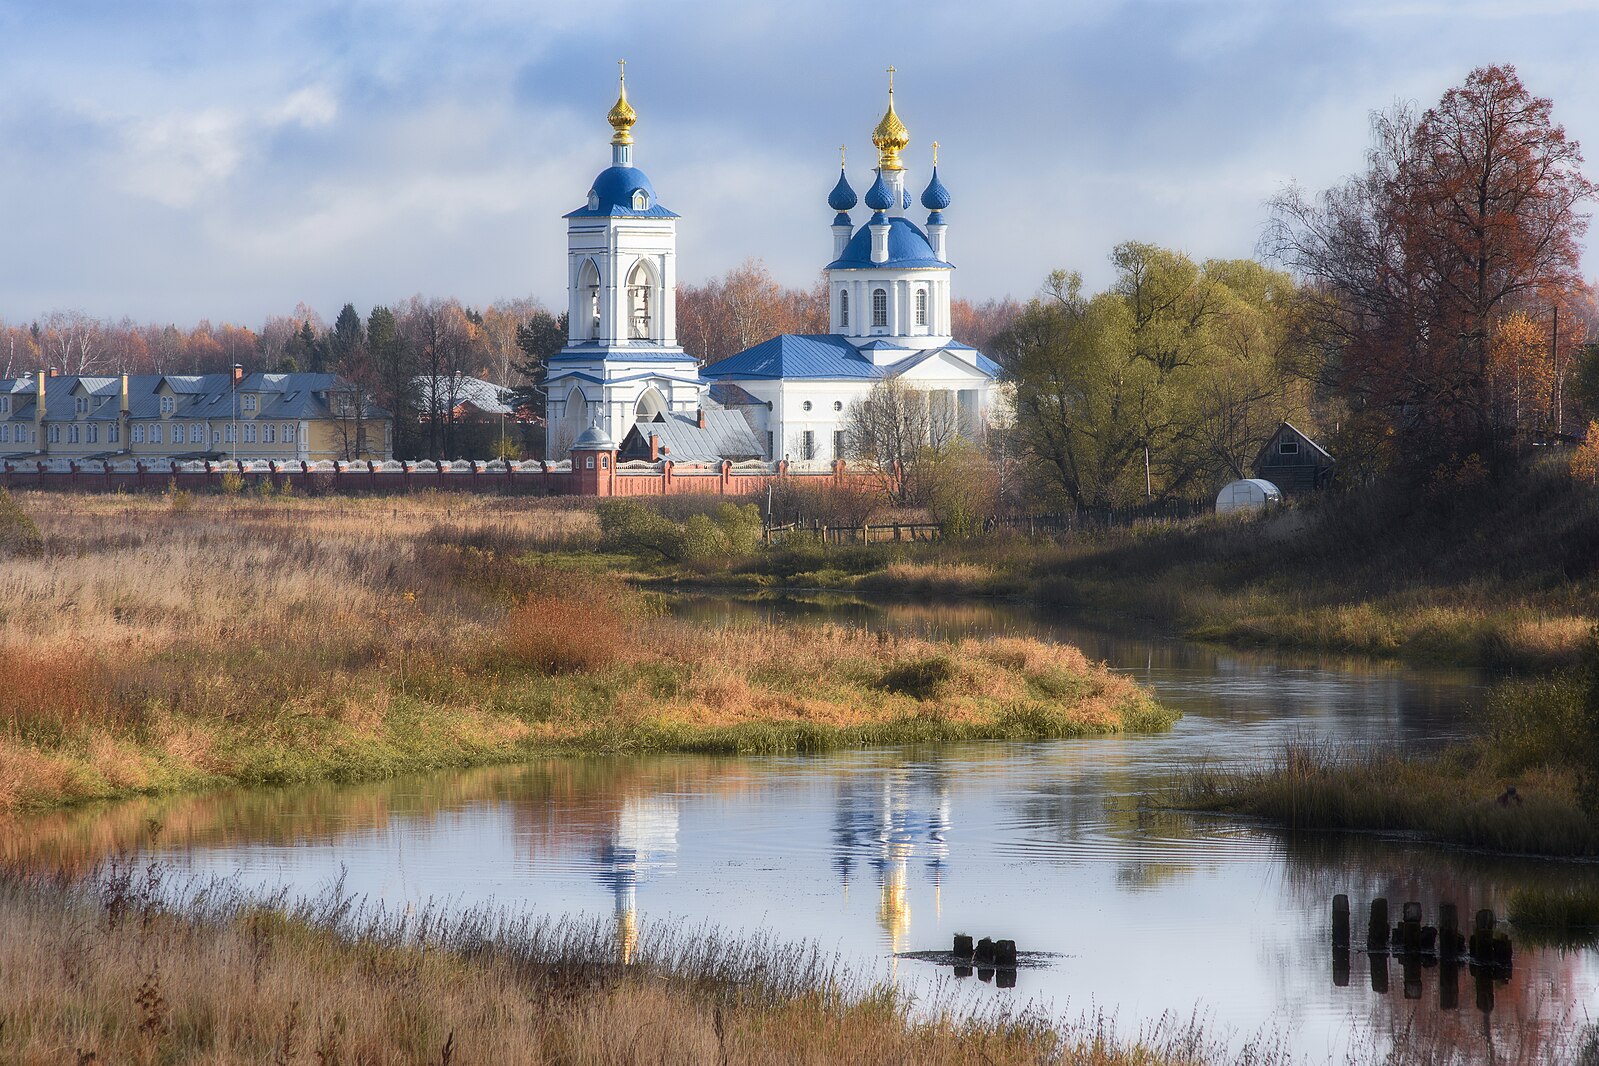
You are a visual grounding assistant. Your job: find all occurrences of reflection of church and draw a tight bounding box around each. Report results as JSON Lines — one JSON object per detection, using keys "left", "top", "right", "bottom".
{"left": 544, "top": 65, "right": 1001, "bottom": 466}
{"left": 592, "top": 795, "right": 680, "bottom": 963}
{"left": 832, "top": 769, "right": 951, "bottom": 952}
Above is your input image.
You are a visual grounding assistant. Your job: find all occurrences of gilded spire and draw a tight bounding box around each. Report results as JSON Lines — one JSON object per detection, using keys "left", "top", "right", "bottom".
{"left": 608, "top": 59, "right": 636, "bottom": 146}
{"left": 872, "top": 65, "right": 909, "bottom": 171}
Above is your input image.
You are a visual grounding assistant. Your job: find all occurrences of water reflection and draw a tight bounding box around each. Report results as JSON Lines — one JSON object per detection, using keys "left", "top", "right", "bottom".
{"left": 3, "top": 598, "right": 1594, "bottom": 1064}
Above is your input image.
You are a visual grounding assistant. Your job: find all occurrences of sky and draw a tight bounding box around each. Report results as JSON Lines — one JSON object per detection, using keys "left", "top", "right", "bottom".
{"left": 4, "top": 0, "right": 1599, "bottom": 327}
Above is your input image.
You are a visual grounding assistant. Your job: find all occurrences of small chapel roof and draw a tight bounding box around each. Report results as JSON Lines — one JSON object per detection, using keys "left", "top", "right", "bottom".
{"left": 564, "top": 165, "right": 679, "bottom": 219}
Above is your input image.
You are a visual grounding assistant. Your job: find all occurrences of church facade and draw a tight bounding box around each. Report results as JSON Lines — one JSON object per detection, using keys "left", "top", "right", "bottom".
{"left": 544, "top": 69, "right": 1000, "bottom": 469}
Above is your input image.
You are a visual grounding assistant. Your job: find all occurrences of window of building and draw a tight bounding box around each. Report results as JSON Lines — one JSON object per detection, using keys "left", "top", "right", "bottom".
{"left": 243, "top": 423, "right": 256, "bottom": 444}
{"left": 68, "top": 425, "right": 79, "bottom": 443}
{"left": 48, "top": 424, "right": 60, "bottom": 443}
{"left": 131, "top": 425, "right": 143, "bottom": 444}
{"left": 0, "top": 397, "right": 8, "bottom": 414}
{"left": 872, "top": 288, "right": 888, "bottom": 327}
{"left": 585, "top": 456, "right": 595, "bottom": 470}
{"left": 149, "top": 424, "right": 162, "bottom": 444}
{"left": 1279, "top": 440, "right": 1299, "bottom": 455}
{"left": 833, "top": 400, "right": 843, "bottom": 412}
{"left": 766, "top": 431, "right": 773, "bottom": 458}
{"left": 834, "top": 430, "right": 845, "bottom": 459}
{"left": 631, "top": 190, "right": 649, "bottom": 210}
{"left": 600, "top": 455, "right": 609, "bottom": 469}
{"left": 839, "top": 289, "right": 849, "bottom": 327}
{"left": 264, "top": 423, "right": 276, "bottom": 444}
{"left": 75, "top": 397, "right": 88, "bottom": 414}
{"left": 243, "top": 394, "right": 257, "bottom": 412}
{"left": 190, "top": 423, "right": 203, "bottom": 444}
{"left": 87, "top": 425, "right": 98, "bottom": 444}
{"left": 160, "top": 396, "right": 175, "bottom": 415}
{"left": 108, "top": 425, "right": 119, "bottom": 444}
{"left": 224, "top": 425, "right": 235, "bottom": 444}
{"left": 283, "top": 423, "right": 296, "bottom": 443}
{"left": 212, "top": 429, "right": 220, "bottom": 445}
{"left": 915, "top": 289, "right": 928, "bottom": 326}
{"left": 802, "top": 400, "right": 812, "bottom": 412}
{"left": 801, "top": 430, "right": 815, "bottom": 460}
{"left": 0, "top": 425, "right": 9, "bottom": 443}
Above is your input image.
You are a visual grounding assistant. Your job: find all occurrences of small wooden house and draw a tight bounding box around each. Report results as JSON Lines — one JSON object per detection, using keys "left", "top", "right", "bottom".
{"left": 1252, "top": 422, "right": 1334, "bottom": 495}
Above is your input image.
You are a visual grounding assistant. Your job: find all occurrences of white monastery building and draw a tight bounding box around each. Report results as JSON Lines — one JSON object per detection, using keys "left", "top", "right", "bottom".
{"left": 544, "top": 67, "right": 1001, "bottom": 466}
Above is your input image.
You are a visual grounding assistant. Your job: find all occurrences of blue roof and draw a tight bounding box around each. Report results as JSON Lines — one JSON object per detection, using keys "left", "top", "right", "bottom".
{"left": 921, "top": 166, "right": 951, "bottom": 210}
{"left": 702, "top": 334, "right": 999, "bottom": 381}
{"left": 564, "top": 165, "right": 679, "bottom": 219}
{"left": 826, "top": 216, "right": 952, "bottom": 270}
{"left": 864, "top": 170, "right": 893, "bottom": 211}
{"left": 827, "top": 169, "right": 857, "bottom": 211}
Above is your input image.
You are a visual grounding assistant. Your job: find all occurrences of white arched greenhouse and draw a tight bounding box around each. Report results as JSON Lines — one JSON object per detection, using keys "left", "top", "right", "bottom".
{"left": 1215, "top": 478, "right": 1283, "bottom": 515}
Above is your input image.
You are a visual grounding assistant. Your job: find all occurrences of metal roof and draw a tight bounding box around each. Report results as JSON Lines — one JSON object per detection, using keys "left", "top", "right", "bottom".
{"left": 619, "top": 409, "right": 764, "bottom": 463}
{"left": 563, "top": 165, "right": 679, "bottom": 219}
{"left": 826, "top": 216, "right": 952, "bottom": 271}
{"left": 412, "top": 375, "right": 516, "bottom": 417}
{"left": 703, "top": 334, "right": 1000, "bottom": 382}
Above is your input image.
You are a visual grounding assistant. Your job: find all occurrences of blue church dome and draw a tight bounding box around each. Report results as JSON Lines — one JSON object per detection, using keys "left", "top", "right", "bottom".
{"left": 826, "top": 216, "right": 951, "bottom": 270}
{"left": 827, "top": 169, "right": 857, "bottom": 211}
{"left": 564, "top": 165, "right": 679, "bottom": 218}
{"left": 863, "top": 170, "right": 894, "bottom": 212}
{"left": 920, "top": 166, "right": 951, "bottom": 210}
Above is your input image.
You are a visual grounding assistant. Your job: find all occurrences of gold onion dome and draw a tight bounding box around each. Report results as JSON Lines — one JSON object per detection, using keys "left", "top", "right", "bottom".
{"left": 872, "top": 96, "right": 909, "bottom": 170}
{"left": 608, "top": 67, "right": 636, "bottom": 146}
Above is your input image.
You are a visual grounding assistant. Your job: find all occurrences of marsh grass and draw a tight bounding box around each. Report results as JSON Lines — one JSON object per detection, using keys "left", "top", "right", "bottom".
{"left": 0, "top": 493, "right": 1169, "bottom": 813}
{"left": 1509, "top": 885, "right": 1599, "bottom": 947}
{"left": 0, "top": 861, "right": 1312, "bottom": 1066}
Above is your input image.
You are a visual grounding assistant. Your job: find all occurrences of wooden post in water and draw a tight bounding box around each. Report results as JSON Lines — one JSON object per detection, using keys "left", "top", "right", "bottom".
{"left": 975, "top": 937, "right": 995, "bottom": 964}
{"left": 1470, "top": 909, "right": 1494, "bottom": 960}
{"left": 1439, "top": 903, "right": 1462, "bottom": 959}
{"left": 1368, "top": 898, "right": 1390, "bottom": 951}
{"left": 1370, "top": 952, "right": 1389, "bottom": 994}
{"left": 1399, "top": 901, "right": 1422, "bottom": 954}
{"left": 952, "top": 934, "right": 973, "bottom": 959}
{"left": 1332, "top": 894, "right": 1350, "bottom": 945}
{"left": 994, "top": 940, "right": 1017, "bottom": 967}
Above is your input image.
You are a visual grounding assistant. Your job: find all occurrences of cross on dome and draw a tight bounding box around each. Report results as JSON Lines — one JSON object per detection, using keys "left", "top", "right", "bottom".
{"left": 608, "top": 59, "right": 635, "bottom": 146}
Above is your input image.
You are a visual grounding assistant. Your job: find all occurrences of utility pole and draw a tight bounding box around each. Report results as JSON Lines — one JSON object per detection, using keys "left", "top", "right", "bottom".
{"left": 1552, "top": 304, "right": 1562, "bottom": 436}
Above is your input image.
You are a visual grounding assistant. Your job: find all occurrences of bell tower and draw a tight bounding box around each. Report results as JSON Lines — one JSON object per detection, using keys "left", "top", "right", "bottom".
{"left": 543, "top": 64, "right": 704, "bottom": 458}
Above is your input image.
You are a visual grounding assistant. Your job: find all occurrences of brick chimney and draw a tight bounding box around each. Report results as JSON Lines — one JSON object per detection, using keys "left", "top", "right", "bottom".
{"left": 648, "top": 432, "right": 659, "bottom": 462}
{"left": 696, "top": 407, "right": 705, "bottom": 429}
{"left": 232, "top": 363, "right": 244, "bottom": 385}
{"left": 47, "top": 366, "right": 59, "bottom": 378}
{"left": 35, "top": 369, "right": 45, "bottom": 452}
{"left": 120, "top": 373, "right": 129, "bottom": 414}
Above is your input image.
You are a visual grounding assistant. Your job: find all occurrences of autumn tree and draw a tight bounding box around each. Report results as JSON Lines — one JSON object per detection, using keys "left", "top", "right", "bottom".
{"left": 841, "top": 378, "right": 962, "bottom": 505}
{"left": 677, "top": 259, "right": 826, "bottom": 363}
{"left": 950, "top": 296, "right": 1023, "bottom": 353}
{"left": 1266, "top": 64, "right": 1594, "bottom": 476}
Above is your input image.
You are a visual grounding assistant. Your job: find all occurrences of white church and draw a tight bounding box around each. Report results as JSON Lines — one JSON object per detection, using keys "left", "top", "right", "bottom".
{"left": 544, "top": 68, "right": 1000, "bottom": 467}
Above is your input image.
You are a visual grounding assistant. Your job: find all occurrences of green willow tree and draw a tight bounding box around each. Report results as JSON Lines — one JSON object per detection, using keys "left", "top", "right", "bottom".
{"left": 995, "top": 244, "right": 1316, "bottom": 508}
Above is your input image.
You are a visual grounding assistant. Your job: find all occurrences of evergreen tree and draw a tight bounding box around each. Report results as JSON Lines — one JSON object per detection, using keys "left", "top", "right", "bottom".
{"left": 511, "top": 310, "right": 566, "bottom": 423}
{"left": 368, "top": 305, "right": 421, "bottom": 457}
{"left": 328, "top": 303, "right": 366, "bottom": 373}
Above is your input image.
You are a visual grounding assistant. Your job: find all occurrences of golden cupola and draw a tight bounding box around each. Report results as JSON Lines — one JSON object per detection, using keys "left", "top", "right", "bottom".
{"left": 872, "top": 66, "right": 909, "bottom": 171}
{"left": 608, "top": 62, "right": 636, "bottom": 146}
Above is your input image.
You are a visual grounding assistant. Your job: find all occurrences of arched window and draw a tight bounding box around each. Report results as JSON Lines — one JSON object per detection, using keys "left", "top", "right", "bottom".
{"left": 627, "top": 261, "right": 653, "bottom": 340}
{"left": 631, "top": 190, "right": 649, "bottom": 210}
{"left": 915, "top": 289, "right": 928, "bottom": 326}
{"left": 839, "top": 288, "right": 849, "bottom": 327}
{"left": 578, "top": 260, "right": 601, "bottom": 339}
{"left": 871, "top": 288, "right": 888, "bottom": 328}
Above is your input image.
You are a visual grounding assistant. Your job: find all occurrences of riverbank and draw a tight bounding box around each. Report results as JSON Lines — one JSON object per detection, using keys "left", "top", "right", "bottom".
{"left": 0, "top": 491, "right": 1172, "bottom": 814}
{"left": 0, "top": 865, "right": 1291, "bottom": 1066}
{"left": 1180, "top": 672, "right": 1599, "bottom": 858}
{"left": 609, "top": 459, "right": 1599, "bottom": 672}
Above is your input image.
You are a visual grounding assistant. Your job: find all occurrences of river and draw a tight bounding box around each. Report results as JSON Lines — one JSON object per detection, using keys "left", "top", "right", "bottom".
{"left": 7, "top": 594, "right": 1597, "bottom": 1063}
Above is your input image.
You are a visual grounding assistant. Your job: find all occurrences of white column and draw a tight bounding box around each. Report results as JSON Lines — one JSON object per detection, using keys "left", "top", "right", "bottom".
{"left": 661, "top": 247, "right": 677, "bottom": 346}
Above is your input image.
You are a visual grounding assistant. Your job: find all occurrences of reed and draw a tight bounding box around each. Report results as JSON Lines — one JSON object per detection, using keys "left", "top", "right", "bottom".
{"left": 0, "top": 492, "right": 1171, "bottom": 813}
{"left": 0, "top": 862, "right": 1300, "bottom": 1066}
{"left": 1509, "top": 885, "right": 1599, "bottom": 945}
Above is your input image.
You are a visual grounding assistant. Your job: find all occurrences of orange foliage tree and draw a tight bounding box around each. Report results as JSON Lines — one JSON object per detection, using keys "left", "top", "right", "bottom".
{"left": 677, "top": 259, "right": 826, "bottom": 364}
{"left": 1268, "top": 64, "right": 1595, "bottom": 476}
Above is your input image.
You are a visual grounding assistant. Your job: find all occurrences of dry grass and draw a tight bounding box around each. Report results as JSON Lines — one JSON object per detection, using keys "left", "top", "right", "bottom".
{"left": 0, "top": 863, "right": 1301, "bottom": 1066}
{"left": 0, "top": 492, "right": 1171, "bottom": 813}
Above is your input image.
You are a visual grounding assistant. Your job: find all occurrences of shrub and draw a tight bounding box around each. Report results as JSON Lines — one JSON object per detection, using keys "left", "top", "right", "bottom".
{"left": 597, "top": 499, "right": 763, "bottom": 569}
{"left": 219, "top": 471, "right": 245, "bottom": 496}
{"left": 0, "top": 488, "right": 44, "bottom": 558}
{"left": 925, "top": 442, "right": 1000, "bottom": 540}
{"left": 165, "top": 481, "right": 194, "bottom": 514}
{"left": 500, "top": 570, "right": 641, "bottom": 674}
{"left": 878, "top": 655, "right": 957, "bottom": 700}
